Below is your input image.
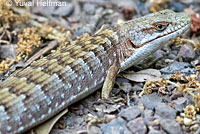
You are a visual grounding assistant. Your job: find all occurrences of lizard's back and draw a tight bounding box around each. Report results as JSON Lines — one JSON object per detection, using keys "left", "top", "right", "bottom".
{"left": 0, "top": 29, "right": 118, "bottom": 134}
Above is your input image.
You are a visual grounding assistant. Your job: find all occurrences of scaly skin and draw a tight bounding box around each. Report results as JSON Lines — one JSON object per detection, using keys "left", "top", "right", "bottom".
{"left": 0, "top": 10, "right": 190, "bottom": 134}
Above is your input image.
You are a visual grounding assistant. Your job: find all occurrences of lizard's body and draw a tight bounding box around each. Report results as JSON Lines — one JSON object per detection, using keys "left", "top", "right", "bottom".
{"left": 0, "top": 10, "right": 190, "bottom": 134}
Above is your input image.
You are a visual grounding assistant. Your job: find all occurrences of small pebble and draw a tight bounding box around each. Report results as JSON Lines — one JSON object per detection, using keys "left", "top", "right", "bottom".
{"left": 190, "top": 124, "right": 199, "bottom": 131}
{"left": 100, "top": 117, "right": 131, "bottom": 134}
{"left": 127, "top": 117, "right": 147, "bottom": 134}
{"left": 160, "top": 119, "right": 183, "bottom": 134}
{"left": 139, "top": 93, "right": 163, "bottom": 110}
{"left": 118, "top": 106, "right": 141, "bottom": 121}
{"left": 155, "top": 103, "right": 176, "bottom": 119}
{"left": 183, "top": 117, "right": 193, "bottom": 126}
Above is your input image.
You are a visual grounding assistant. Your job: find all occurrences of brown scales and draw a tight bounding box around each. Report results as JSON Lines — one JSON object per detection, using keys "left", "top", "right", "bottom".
{"left": 0, "top": 28, "right": 118, "bottom": 134}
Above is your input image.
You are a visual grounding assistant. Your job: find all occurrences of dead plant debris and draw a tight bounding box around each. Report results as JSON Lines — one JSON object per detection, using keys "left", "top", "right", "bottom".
{"left": 143, "top": 72, "right": 200, "bottom": 128}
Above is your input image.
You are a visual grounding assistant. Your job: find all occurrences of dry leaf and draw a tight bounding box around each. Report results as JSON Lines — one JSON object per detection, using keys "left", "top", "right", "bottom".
{"left": 34, "top": 108, "right": 68, "bottom": 134}
{"left": 122, "top": 69, "right": 161, "bottom": 82}
{"left": 94, "top": 104, "right": 121, "bottom": 113}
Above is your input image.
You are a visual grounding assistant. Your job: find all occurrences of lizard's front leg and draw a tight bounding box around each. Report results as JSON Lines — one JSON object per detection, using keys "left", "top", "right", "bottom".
{"left": 102, "top": 59, "right": 120, "bottom": 100}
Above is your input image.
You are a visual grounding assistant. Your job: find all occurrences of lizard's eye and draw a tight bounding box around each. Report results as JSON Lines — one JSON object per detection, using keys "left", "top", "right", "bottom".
{"left": 154, "top": 22, "right": 169, "bottom": 31}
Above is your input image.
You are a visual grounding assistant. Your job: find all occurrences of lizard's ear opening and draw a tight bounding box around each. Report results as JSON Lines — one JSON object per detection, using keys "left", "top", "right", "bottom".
{"left": 153, "top": 21, "right": 169, "bottom": 32}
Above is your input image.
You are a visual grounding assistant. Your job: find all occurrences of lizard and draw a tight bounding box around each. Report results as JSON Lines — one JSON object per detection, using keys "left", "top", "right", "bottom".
{"left": 0, "top": 9, "right": 191, "bottom": 134}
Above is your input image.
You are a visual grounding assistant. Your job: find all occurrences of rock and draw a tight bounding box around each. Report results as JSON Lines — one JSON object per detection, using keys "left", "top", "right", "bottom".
{"left": 116, "top": 78, "right": 129, "bottom": 86}
{"left": 148, "top": 128, "right": 165, "bottom": 134}
{"left": 50, "top": 129, "right": 72, "bottom": 134}
{"left": 170, "top": 90, "right": 183, "bottom": 100}
{"left": 0, "top": 45, "right": 16, "bottom": 59}
{"left": 184, "top": 94, "right": 194, "bottom": 104}
{"left": 137, "top": 49, "right": 165, "bottom": 68}
{"left": 132, "top": 84, "right": 143, "bottom": 91}
{"left": 155, "top": 103, "right": 176, "bottom": 119}
{"left": 166, "top": 85, "right": 176, "bottom": 92}
{"left": 183, "top": 117, "right": 193, "bottom": 126}
{"left": 127, "top": 117, "right": 147, "bottom": 134}
{"left": 143, "top": 109, "right": 154, "bottom": 119}
{"left": 190, "top": 124, "right": 199, "bottom": 131}
{"left": 83, "top": 3, "right": 97, "bottom": 15}
{"left": 179, "top": 0, "right": 194, "bottom": 4}
{"left": 172, "top": 97, "right": 188, "bottom": 112}
{"left": 113, "top": 0, "right": 137, "bottom": 20}
{"left": 88, "top": 126, "right": 103, "bottom": 134}
{"left": 167, "top": 53, "right": 177, "bottom": 60}
{"left": 63, "top": 112, "right": 84, "bottom": 127}
{"left": 137, "top": 0, "right": 149, "bottom": 15}
{"left": 118, "top": 106, "right": 141, "bottom": 121}
{"left": 139, "top": 93, "right": 163, "bottom": 110}
{"left": 160, "top": 119, "right": 183, "bottom": 134}
{"left": 101, "top": 117, "right": 131, "bottom": 134}
{"left": 155, "top": 59, "right": 168, "bottom": 68}
{"left": 160, "top": 62, "right": 195, "bottom": 76}
{"left": 119, "top": 82, "right": 132, "bottom": 93}
{"left": 177, "top": 44, "right": 196, "bottom": 62}
{"left": 53, "top": 2, "right": 74, "bottom": 16}
{"left": 169, "top": 1, "right": 185, "bottom": 12}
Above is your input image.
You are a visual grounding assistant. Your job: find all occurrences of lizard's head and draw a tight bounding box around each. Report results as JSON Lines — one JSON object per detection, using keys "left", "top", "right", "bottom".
{"left": 118, "top": 9, "right": 191, "bottom": 71}
{"left": 129, "top": 9, "right": 191, "bottom": 46}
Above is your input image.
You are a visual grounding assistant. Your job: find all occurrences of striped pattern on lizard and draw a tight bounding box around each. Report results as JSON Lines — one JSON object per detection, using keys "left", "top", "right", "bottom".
{"left": 0, "top": 9, "right": 191, "bottom": 134}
